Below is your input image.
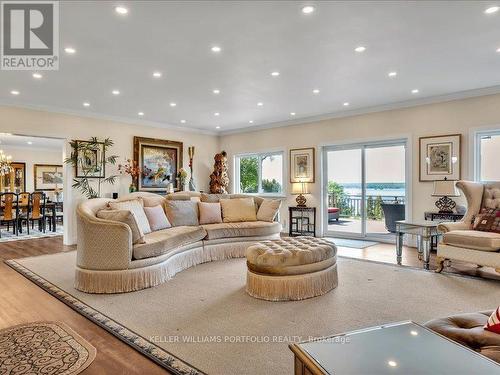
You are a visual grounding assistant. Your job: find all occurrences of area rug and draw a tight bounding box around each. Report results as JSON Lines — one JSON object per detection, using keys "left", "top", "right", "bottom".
{"left": 326, "top": 237, "right": 379, "bottom": 249}
{"left": 0, "top": 225, "right": 63, "bottom": 243}
{"left": 6, "top": 252, "right": 500, "bottom": 375}
{"left": 0, "top": 321, "right": 96, "bottom": 374}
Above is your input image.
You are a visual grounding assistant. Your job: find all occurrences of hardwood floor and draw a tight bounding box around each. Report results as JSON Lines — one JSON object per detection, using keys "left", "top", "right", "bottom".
{"left": 0, "top": 237, "right": 169, "bottom": 374}
{"left": 0, "top": 235, "right": 497, "bottom": 375}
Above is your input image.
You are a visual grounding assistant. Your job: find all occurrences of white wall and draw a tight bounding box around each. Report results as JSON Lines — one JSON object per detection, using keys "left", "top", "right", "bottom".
{"left": 0, "top": 145, "right": 63, "bottom": 193}
{"left": 221, "top": 93, "right": 500, "bottom": 235}
{"left": 0, "top": 106, "right": 220, "bottom": 244}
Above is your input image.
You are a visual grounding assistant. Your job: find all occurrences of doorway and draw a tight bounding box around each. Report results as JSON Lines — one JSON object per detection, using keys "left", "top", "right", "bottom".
{"left": 323, "top": 139, "right": 408, "bottom": 241}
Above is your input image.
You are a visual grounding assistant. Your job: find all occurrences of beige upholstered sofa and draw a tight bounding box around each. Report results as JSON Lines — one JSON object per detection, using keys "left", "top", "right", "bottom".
{"left": 75, "top": 191, "right": 281, "bottom": 293}
{"left": 436, "top": 181, "right": 500, "bottom": 273}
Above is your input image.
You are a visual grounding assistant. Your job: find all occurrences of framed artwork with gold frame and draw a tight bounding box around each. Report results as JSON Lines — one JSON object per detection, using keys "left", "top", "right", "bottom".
{"left": 290, "top": 147, "right": 315, "bottom": 183}
{"left": 133, "top": 136, "right": 183, "bottom": 192}
{"left": 34, "top": 164, "right": 63, "bottom": 191}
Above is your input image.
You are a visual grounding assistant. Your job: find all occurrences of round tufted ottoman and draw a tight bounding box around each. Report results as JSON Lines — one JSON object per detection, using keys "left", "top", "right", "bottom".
{"left": 245, "top": 237, "right": 338, "bottom": 301}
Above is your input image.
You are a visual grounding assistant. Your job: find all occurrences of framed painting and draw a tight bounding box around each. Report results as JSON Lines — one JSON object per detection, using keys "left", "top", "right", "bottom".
{"left": 419, "top": 134, "right": 461, "bottom": 181}
{"left": 290, "top": 147, "right": 315, "bottom": 183}
{"left": 74, "top": 140, "right": 105, "bottom": 178}
{"left": 0, "top": 162, "right": 26, "bottom": 192}
{"left": 134, "top": 136, "right": 183, "bottom": 192}
{"left": 34, "top": 164, "right": 63, "bottom": 191}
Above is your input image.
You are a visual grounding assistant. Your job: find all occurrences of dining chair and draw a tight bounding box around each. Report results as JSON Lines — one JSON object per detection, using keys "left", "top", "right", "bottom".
{"left": 0, "top": 192, "right": 19, "bottom": 237}
{"left": 19, "top": 192, "right": 47, "bottom": 234}
{"left": 45, "top": 202, "right": 63, "bottom": 232}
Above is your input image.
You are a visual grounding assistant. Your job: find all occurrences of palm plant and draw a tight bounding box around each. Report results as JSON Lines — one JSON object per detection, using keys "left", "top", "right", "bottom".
{"left": 65, "top": 137, "right": 118, "bottom": 198}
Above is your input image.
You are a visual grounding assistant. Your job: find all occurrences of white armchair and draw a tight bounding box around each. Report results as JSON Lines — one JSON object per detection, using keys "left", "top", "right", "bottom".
{"left": 436, "top": 181, "right": 500, "bottom": 273}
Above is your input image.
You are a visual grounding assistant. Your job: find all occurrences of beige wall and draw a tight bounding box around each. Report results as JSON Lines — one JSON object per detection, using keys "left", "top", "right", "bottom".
{"left": 0, "top": 106, "right": 220, "bottom": 244}
{"left": 221, "top": 93, "right": 500, "bottom": 235}
{"left": 0, "top": 145, "right": 63, "bottom": 194}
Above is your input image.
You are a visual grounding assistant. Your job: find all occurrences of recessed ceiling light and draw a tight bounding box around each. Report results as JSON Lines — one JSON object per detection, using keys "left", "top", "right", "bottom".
{"left": 32, "top": 72, "right": 42, "bottom": 79}
{"left": 27, "top": 141, "right": 33, "bottom": 145}
{"left": 257, "top": 102, "right": 263, "bottom": 106}
{"left": 290, "top": 112, "right": 296, "bottom": 116}
{"left": 249, "top": 120, "right": 254, "bottom": 124}
{"left": 212, "top": 89, "right": 220, "bottom": 94}
{"left": 169, "top": 102, "right": 177, "bottom": 107}
{"left": 301, "top": 5, "right": 315, "bottom": 14}
{"left": 83, "top": 102, "right": 90, "bottom": 107}
{"left": 115, "top": 6, "right": 128, "bottom": 15}
{"left": 64, "top": 47, "right": 76, "bottom": 54}
{"left": 112, "top": 89, "right": 120, "bottom": 95}
{"left": 271, "top": 71, "right": 280, "bottom": 77}
{"left": 180, "top": 119, "right": 186, "bottom": 124}
{"left": 211, "top": 45, "right": 221, "bottom": 53}
{"left": 496, "top": 47, "right": 500, "bottom": 52}
{"left": 312, "top": 89, "right": 320, "bottom": 94}
{"left": 354, "top": 46, "right": 366, "bottom": 53}
{"left": 10, "top": 90, "right": 19, "bottom": 95}
{"left": 215, "top": 126, "right": 221, "bottom": 129}
{"left": 484, "top": 6, "right": 499, "bottom": 14}
{"left": 138, "top": 112, "right": 144, "bottom": 116}
{"left": 410, "top": 330, "right": 419, "bottom": 336}
{"left": 343, "top": 102, "right": 350, "bottom": 106}
{"left": 411, "top": 89, "right": 419, "bottom": 94}
{"left": 387, "top": 361, "right": 397, "bottom": 367}
{"left": 388, "top": 71, "right": 398, "bottom": 77}
{"left": 152, "top": 71, "right": 162, "bottom": 78}
{"left": 214, "top": 112, "right": 220, "bottom": 116}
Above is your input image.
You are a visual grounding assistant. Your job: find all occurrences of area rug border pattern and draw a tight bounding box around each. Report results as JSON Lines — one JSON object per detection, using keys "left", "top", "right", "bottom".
{"left": 4, "top": 259, "right": 205, "bottom": 375}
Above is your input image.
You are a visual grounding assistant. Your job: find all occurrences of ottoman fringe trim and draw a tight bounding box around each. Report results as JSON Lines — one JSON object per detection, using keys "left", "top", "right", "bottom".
{"left": 246, "top": 264, "right": 338, "bottom": 301}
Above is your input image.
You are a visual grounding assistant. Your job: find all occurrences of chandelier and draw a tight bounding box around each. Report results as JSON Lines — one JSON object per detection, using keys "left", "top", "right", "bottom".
{"left": 0, "top": 149, "right": 13, "bottom": 176}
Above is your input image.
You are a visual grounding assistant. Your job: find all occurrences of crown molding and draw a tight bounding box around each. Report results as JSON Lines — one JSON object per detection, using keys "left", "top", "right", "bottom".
{"left": 0, "top": 101, "right": 218, "bottom": 136}
{"left": 219, "top": 85, "right": 500, "bottom": 136}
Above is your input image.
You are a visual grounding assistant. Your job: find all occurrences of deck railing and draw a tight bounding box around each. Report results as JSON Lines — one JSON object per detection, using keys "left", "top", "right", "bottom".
{"left": 328, "top": 193, "right": 405, "bottom": 219}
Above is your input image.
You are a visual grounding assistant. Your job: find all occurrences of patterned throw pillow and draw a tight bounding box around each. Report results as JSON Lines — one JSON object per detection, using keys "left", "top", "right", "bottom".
{"left": 485, "top": 307, "right": 500, "bottom": 334}
{"left": 108, "top": 198, "right": 152, "bottom": 234}
{"left": 473, "top": 208, "right": 500, "bottom": 234}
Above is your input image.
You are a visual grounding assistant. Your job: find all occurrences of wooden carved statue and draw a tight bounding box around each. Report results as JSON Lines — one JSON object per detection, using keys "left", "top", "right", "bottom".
{"left": 209, "top": 151, "right": 229, "bottom": 194}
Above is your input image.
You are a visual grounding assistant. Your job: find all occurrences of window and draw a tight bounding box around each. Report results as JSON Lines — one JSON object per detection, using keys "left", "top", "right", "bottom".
{"left": 476, "top": 130, "right": 500, "bottom": 182}
{"left": 235, "top": 152, "right": 284, "bottom": 195}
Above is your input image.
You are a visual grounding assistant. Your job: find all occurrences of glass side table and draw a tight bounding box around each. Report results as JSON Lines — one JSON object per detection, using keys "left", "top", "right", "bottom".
{"left": 290, "top": 321, "right": 499, "bottom": 374}
{"left": 395, "top": 220, "right": 439, "bottom": 269}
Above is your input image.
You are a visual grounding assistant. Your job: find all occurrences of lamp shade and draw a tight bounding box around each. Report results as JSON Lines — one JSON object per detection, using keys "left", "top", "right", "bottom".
{"left": 291, "top": 182, "right": 309, "bottom": 195}
{"left": 432, "top": 180, "right": 460, "bottom": 197}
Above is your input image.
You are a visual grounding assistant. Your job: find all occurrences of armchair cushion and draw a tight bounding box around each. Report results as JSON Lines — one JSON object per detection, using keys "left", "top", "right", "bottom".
{"left": 443, "top": 230, "right": 500, "bottom": 252}
{"left": 473, "top": 208, "right": 500, "bottom": 234}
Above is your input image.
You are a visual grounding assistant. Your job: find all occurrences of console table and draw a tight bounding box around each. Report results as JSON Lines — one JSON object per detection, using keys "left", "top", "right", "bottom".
{"left": 290, "top": 321, "right": 499, "bottom": 374}
{"left": 289, "top": 206, "right": 316, "bottom": 237}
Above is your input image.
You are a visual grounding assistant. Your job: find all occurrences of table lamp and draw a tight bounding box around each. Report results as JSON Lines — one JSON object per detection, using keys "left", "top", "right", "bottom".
{"left": 432, "top": 178, "right": 460, "bottom": 213}
{"left": 292, "top": 180, "right": 309, "bottom": 207}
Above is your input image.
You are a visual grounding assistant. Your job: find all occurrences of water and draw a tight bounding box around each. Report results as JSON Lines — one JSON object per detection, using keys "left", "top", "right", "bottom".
{"left": 343, "top": 188, "right": 405, "bottom": 197}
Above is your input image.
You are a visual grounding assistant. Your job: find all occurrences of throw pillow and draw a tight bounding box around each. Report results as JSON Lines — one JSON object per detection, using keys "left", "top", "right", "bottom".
{"left": 164, "top": 200, "right": 199, "bottom": 226}
{"left": 198, "top": 202, "right": 223, "bottom": 224}
{"left": 473, "top": 208, "right": 500, "bottom": 234}
{"left": 108, "top": 198, "right": 152, "bottom": 234}
{"left": 485, "top": 307, "right": 500, "bottom": 334}
{"left": 143, "top": 205, "right": 171, "bottom": 231}
{"left": 257, "top": 199, "right": 282, "bottom": 222}
{"left": 200, "top": 193, "right": 230, "bottom": 203}
{"left": 220, "top": 197, "right": 257, "bottom": 223}
{"left": 97, "top": 209, "right": 145, "bottom": 244}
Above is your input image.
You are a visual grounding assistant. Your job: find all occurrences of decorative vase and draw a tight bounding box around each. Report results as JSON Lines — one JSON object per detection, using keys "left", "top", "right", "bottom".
{"left": 188, "top": 146, "right": 196, "bottom": 191}
{"left": 129, "top": 183, "right": 136, "bottom": 193}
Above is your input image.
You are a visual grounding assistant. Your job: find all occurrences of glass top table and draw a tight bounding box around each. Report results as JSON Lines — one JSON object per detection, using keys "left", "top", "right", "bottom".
{"left": 290, "top": 322, "right": 499, "bottom": 374}
{"left": 394, "top": 220, "right": 440, "bottom": 269}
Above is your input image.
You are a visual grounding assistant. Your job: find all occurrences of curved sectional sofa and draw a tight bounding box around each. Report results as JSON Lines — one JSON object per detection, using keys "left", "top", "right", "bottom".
{"left": 75, "top": 191, "right": 282, "bottom": 293}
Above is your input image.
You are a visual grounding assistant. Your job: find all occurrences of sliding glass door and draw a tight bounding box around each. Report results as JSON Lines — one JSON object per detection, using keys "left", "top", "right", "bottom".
{"left": 324, "top": 140, "right": 407, "bottom": 240}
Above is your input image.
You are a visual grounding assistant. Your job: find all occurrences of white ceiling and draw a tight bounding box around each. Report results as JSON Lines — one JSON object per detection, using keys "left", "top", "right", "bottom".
{"left": 1, "top": 1, "right": 500, "bottom": 133}
{"left": 0, "top": 134, "right": 64, "bottom": 151}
